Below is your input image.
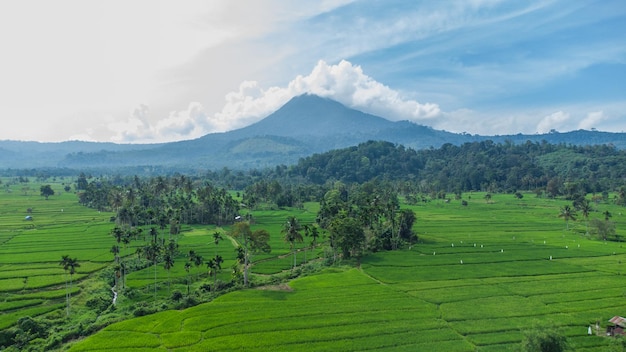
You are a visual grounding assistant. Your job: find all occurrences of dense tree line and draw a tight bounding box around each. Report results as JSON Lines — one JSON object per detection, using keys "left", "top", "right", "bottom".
{"left": 289, "top": 140, "right": 626, "bottom": 195}
{"left": 77, "top": 174, "right": 240, "bottom": 228}
{"left": 317, "top": 180, "right": 417, "bottom": 259}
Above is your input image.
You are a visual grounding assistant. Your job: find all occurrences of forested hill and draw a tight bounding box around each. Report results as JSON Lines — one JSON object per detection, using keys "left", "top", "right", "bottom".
{"left": 289, "top": 140, "right": 626, "bottom": 193}
{"left": 2, "top": 94, "right": 626, "bottom": 172}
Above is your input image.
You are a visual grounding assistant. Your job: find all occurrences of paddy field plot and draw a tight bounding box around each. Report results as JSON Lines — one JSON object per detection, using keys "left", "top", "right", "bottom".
{"left": 0, "top": 180, "right": 114, "bottom": 329}
{"left": 68, "top": 192, "right": 626, "bottom": 351}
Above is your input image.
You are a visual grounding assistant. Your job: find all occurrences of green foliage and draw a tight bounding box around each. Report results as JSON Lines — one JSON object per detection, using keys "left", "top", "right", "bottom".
{"left": 85, "top": 293, "right": 111, "bottom": 313}
{"left": 589, "top": 218, "right": 617, "bottom": 241}
{"left": 39, "top": 184, "right": 54, "bottom": 200}
{"left": 609, "top": 336, "right": 626, "bottom": 352}
{"left": 328, "top": 215, "right": 366, "bottom": 259}
{"left": 521, "top": 327, "right": 570, "bottom": 352}
{"left": 290, "top": 140, "right": 626, "bottom": 193}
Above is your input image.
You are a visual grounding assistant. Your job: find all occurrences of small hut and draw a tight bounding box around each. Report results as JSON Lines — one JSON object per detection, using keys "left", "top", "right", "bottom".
{"left": 607, "top": 316, "right": 626, "bottom": 336}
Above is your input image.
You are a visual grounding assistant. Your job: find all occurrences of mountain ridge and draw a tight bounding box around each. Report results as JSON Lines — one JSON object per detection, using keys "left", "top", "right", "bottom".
{"left": 1, "top": 94, "right": 625, "bottom": 171}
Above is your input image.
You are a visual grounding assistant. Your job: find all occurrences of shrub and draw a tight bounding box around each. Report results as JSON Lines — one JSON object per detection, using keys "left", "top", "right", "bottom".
{"left": 86, "top": 294, "right": 111, "bottom": 313}
{"left": 521, "top": 327, "right": 570, "bottom": 352}
{"left": 170, "top": 290, "right": 183, "bottom": 302}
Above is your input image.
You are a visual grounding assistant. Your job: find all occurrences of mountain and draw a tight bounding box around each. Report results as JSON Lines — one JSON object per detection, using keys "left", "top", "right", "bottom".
{"left": 1, "top": 94, "right": 626, "bottom": 172}
{"left": 232, "top": 94, "right": 396, "bottom": 137}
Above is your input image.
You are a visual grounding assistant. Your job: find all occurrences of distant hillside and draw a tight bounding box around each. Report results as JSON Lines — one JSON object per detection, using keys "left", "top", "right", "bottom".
{"left": 289, "top": 140, "right": 626, "bottom": 192}
{"left": 1, "top": 94, "right": 626, "bottom": 172}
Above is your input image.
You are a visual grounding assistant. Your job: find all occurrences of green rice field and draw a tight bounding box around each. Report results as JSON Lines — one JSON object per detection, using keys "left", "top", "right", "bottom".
{"left": 66, "top": 192, "right": 626, "bottom": 351}
{"left": 0, "top": 178, "right": 113, "bottom": 331}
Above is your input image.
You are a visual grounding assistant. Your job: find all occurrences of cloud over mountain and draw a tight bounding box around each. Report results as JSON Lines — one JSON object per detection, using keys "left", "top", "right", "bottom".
{"left": 114, "top": 60, "right": 442, "bottom": 142}
{"left": 206, "top": 60, "right": 442, "bottom": 134}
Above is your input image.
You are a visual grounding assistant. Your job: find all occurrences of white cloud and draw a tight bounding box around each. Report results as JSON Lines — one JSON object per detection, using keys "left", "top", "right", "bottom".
{"left": 209, "top": 60, "right": 441, "bottom": 133}
{"left": 108, "top": 59, "right": 442, "bottom": 142}
{"left": 578, "top": 111, "right": 605, "bottom": 130}
{"left": 536, "top": 111, "right": 571, "bottom": 133}
{"left": 110, "top": 103, "right": 215, "bottom": 143}
{"left": 109, "top": 104, "right": 153, "bottom": 143}
{"left": 155, "top": 103, "right": 212, "bottom": 140}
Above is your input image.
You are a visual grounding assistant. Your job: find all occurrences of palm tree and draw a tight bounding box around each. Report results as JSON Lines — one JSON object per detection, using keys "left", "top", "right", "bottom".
{"left": 282, "top": 216, "right": 303, "bottom": 270}
{"left": 111, "top": 227, "right": 124, "bottom": 288}
{"left": 309, "top": 225, "right": 320, "bottom": 248}
{"left": 164, "top": 239, "right": 178, "bottom": 293}
{"left": 193, "top": 253, "right": 204, "bottom": 280}
{"left": 163, "top": 252, "right": 174, "bottom": 294}
{"left": 576, "top": 199, "right": 593, "bottom": 235}
{"left": 302, "top": 224, "right": 310, "bottom": 263}
{"left": 184, "top": 262, "right": 192, "bottom": 295}
{"left": 206, "top": 258, "right": 215, "bottom": 287}
{"left": 558, "top": 205, "right": 577, "bottom": 231}
{"left": 110, "top": 245, "right": 120, "bottom": 261}
{"left": 234, "top": 246, "right": 246, "bottom": 284}
{"left": 188, "top": 249, "right": 197, "bottom": 279}
{"left": 301, "top": 224, "right": 320, "bottom": 263}
{"left": 121, "top": 229, "right": 134, "bottom": 290}
{"left": 110, "top": 245, "right": 120, "bottom": 290}
{"left": 66, "top": 257, "right": 80, "bottom": 316}
{"left": 212, "top": 231, "right": 223, "bottom": 256}
{"left": 60, "top": 256, "right": 79, "bottom": 317}
{"left": 149, "top": 226, "right": 159, "bottom": 243}
{"left": 144, "top": 241, "right": 162, "bottom": 302}
{"left": 59, "top": 255, "right": 70, "bottom": 316}
{"left": 213, "top": 254, "right": 223, "bottom": 289}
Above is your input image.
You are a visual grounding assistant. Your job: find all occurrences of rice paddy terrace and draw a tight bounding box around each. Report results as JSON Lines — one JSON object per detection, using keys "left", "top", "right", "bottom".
{"left": 66, "top": 193, "right": 626, "bottom": 351}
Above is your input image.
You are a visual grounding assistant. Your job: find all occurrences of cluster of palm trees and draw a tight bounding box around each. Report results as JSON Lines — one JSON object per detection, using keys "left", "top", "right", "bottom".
{"left": 108, "top": 224, "right": 183, "bottom": 304}
{"left": 559, "top": 197, "right": 616, "bottom": 239}
{"left": 110, "top": 226, "right": 141, "bottom": 293}
{"left": 184, "top": 232, "right": 224, "bottom": 294}
{"left": 77, "top": 174, "right": 240, "bottom": 229}
{"left": 281, "top": 217, "right": 321, "bottom": 270}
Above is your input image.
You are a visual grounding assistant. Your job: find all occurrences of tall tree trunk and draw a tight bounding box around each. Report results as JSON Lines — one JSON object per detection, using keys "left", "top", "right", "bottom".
{"left": 68, "top": 274, "right": 73, "bottom": 317}
{"left": 154, "top": 261, "right": 158, "bottom": 304}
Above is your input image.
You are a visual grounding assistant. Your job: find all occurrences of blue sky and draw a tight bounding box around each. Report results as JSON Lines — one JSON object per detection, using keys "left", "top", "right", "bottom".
{"left": 0, "top": 0, "right": 624, "bottom": 143}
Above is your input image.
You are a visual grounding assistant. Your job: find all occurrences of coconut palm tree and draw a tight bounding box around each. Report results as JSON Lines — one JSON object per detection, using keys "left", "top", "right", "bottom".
{"left": 206, "top": 254, "right": 224, "bottom": 291}
{"left": 309, "top": 225, "right": 320, "bottom": 248}
{"left": 193, "top": 253, "right": 204, "bottom": 280}
{"left": 213, "top": 254, "right": 223, "bottom": 289}
{"left": 558, "top": 205, "right": 577, "bottom": 231}
{"left": 60, "top": 256, "right": 79, "bottom": 317}
{"left": 184, "top": 262, "right": 192, "bottom": 295}
{"left": 144, "top": 241, "right": 162, "bottom": 302}
{"left": 66, "top": 257, "right": 80, "bottom": 316}
{"left": 576, "top": 199, "right": 593, "bottom": 235}
{"left": 163, "top": 252, "right": 174, "bottom": 294}
{"left": 212, "top": 231, "right": 223, "bottom": 256}
{"left": 110, "top": 245, "right": 120, "bottom": 290}
{"left": 282, "top": 216, "right": 303, "bottom": 270}
{"left": 206, "top": 258, "right": 215, "bottom": 285}
{"left": 59, "top": 255, "right": 70, "bottom": 315}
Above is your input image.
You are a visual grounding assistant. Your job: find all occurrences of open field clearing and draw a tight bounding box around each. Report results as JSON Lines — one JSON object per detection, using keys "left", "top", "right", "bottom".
{"left": 67, "top": 192, "right": 626, "bottom": 351}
